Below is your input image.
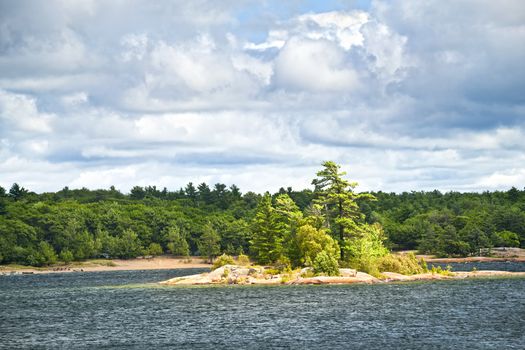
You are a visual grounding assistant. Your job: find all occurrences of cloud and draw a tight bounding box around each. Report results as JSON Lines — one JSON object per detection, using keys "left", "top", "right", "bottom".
{"left": 0, "top": 1, "right": 523, "bottom": 194}
{"left": 0, "top": 90, "right": 55, "bottom": 133}
{"left": 273, "top": 37, "right": 359, "bottom": 91}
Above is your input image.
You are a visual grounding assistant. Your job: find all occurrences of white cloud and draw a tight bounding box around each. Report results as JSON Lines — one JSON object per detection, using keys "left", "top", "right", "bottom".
{"left": 295, "top": 11, "right": 369, "bottom": 50}
{"left": 477, "top": 169, "right": 525, "bottom": 189}
{"left": 273, "top": 37, "right": 358, "bottom": 91}
{"left": 0, "top": 1, "right": 523, "bottom": 194}
{"left": 0, "top": 90, "right": 55, "bottom": 133}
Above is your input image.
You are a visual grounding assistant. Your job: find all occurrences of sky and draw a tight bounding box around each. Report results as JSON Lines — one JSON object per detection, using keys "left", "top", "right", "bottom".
{"left": 0, "top": 0, "right": 524, "bottom": 194}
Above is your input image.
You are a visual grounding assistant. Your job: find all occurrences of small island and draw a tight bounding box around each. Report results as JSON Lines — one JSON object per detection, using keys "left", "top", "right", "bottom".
{"left": 159, "top": 264, "right": 525, "bottom": 286}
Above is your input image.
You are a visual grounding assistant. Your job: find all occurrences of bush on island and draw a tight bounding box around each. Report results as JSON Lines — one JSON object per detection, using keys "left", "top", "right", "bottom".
{"left": 236, "top": 253, "right": 250, "bottom": 266}
{"left": 313, "top": 250, "right": 340, "bottom": 276}
{"left": 212, "top": 253, "right": 235, "bottom": 270}
{"left": 377, "top": 252, "right": 426, "bottom": 275}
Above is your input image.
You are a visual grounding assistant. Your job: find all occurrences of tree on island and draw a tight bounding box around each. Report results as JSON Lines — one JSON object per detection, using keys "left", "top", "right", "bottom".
{"left": 247, "top": 161, "right": 387, "bottom": 274}
{"left": 312, "top": 161, "right": 380, "bottom": 262}
{"left": 249, "top": 193, "right": 284, "bottom": 265}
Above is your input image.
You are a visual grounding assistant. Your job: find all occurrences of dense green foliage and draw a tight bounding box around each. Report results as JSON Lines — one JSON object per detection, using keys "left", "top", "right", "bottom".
{"left": 365, "top": 189, "right": 525, "bottom": 256}
{"left": 0, "top": 165, "right": 524, "bottom": 267}
{"left": 377, "top": 253, "right": 427, "bottom": 275}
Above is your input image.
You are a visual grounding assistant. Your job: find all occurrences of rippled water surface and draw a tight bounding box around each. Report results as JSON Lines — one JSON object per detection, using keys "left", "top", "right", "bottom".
{"left": 1, "top": 266, "right": 524, "bottom": 349}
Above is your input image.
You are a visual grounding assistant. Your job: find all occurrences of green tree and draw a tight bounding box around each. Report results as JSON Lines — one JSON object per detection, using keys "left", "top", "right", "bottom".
{"left": 312, "top": 161, "right": 376, "bottom": 260}
{"left": 198, "top": 223, "right": 221, "bottom": 263}
{"left": 295, "top": 224, "right": 339, "bottom": 267}
{"left": 147, "top": 242, "right": 163, "bottom": 256}
{"left": 114, "top": 229, "right": 142, "bottom": 258}
{"left": 344, "top": 223, "right": 388, "bottom": 274}
{"left": 492, "top": 230, "right": 520, "bottom": 248}
{"left": 166, "top": 226, "right": 190, "bottom": 256}
{"left": 274, "top": 194, "right": 303, "bottom": 266}
{"left": 249, "top": 193, "right": 283, "bottom": 264}
{"left": 59, "top": 249, "right": 74, "bottom": 263}
{"left": 8, "top": 183, "right": 29, "bottom": 201}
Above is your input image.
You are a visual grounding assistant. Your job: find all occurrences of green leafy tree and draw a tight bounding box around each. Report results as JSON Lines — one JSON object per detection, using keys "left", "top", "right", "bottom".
{"left": 492, "top": 230, "right": 520, "bottom": 248}
{"left": 59, "top": 249, "right": 74, "bottom": 263}
{"left": 166, "top": 226, "right": 190, "bottom": 256}
{"left": 344, "top": 223, "right": 388, "bottom": 274}
{"left": 295, "top": 224, "right": 339, "bottom": 267}
{"left": 198, "top": 223, "right": 221, "bottom": 263}
{"left": 312, "top": 250, "right": 340, "bottom": 276}
{"left": 147, "top": 242, "right": 163, "bottom": 256}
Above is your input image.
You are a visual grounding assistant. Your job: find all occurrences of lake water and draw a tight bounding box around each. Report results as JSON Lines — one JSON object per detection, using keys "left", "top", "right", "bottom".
{"left": 1, "top": 265, "right": 524, "bottom": 349}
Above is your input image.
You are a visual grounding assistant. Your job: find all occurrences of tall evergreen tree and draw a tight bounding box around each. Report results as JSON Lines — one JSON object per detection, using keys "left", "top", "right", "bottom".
{"left": 312, "top": 161, "right": 375, "bottom": 259}
{"left": 250, "top": 193, "right": 283, "bottom": 264}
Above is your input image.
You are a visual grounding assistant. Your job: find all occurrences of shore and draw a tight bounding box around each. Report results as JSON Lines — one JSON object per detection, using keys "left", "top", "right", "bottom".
{"left": 424, "top": 256, "right": 525, "bottom": 263}
{"left": 2, "top": 250, "right": 525, "bottom": 275}
{"left": 159, "top": 265, "right": 525, "bottom": 286}
{"left": 416, "top": 247, "right": 525, "bottom": 263}
{"left": 0, "top": 256, "right": 211, "bottom": 275}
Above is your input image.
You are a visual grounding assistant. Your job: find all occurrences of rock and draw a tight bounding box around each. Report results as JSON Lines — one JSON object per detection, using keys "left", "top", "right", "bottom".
{"left": 158, "top": 265, "right": 525, "bottom": 286}
{"left": 339, "top": 268, "right": 357, "bottom": 277}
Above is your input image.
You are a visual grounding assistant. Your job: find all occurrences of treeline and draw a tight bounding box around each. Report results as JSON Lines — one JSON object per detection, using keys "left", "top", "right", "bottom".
{"left": 365, "top": 189, "right": 525, "bottom": 256}
{"left": 0, "top": 165, "right": 524, "bottom": 267}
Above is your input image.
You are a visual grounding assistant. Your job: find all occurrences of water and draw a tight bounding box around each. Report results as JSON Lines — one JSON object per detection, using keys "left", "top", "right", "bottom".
{"left": 1, "top": 265, "right": 524, "bottom": 349}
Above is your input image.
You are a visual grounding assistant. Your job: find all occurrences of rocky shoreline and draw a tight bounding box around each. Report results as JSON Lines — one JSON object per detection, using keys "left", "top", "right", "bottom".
{"left": 158, "top": 264, "right": 525, "bottom": 286}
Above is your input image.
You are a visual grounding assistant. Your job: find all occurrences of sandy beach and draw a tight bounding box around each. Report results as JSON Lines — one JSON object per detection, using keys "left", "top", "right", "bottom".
{"left": 2, "top": 248, "right": 525, "bottom": 275}
{"left": 0, "top": 256, "right": 212, "bottom": 275}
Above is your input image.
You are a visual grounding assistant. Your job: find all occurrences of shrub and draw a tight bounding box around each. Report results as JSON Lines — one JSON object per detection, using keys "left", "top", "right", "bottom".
{"left": 344, "top": 223, "right": 388, "bottom": 276}
{"left": 430, "top": 264, "right": 454, "bottom": 276}
{"left": 212, "top": 253, "right": 235, "bottom": 270}
{"left": 147, "top": 243, "right": 163, "bottom": 256}
{"left": 236, "top": 254, "right": 250, "bottom": 266}
{"left": 312, "top": 251, "right": 340, "bottom": 276}
{"left": 275, "top": 256, "right": 291, "bottom": 273}
{"left": 296, "top": 224, "right": 340, "bottom": 267}
{"left": 377, "top": 252, "right": 426, "bottom": 275}
{"left": 300, "top": 268, "right": 315, "bottom": 278}
{"left": 59, "top": 249, "right": 74, "bottom": 264}
{"left": 280, "top": 273, "right": 293, "bottom": 284}
{"left": 350, "top": 256, "right": 380, "bottom": 277}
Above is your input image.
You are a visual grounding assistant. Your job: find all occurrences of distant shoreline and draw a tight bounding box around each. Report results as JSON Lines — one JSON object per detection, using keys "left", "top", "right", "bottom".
{"left": 2, "top": 255, "right": 525, "bottom": 276}
{"left": 0, "top": 256, "right": 211, "bottom": 275}
{"left": 424, "top": 257, "right": 525, "bottom": 263}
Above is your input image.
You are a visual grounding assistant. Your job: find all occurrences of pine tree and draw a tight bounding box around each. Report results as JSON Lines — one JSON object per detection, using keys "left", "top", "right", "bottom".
{"left": 250, "top": 193, "right": 283, "bottom": 264}
{"left": 312, "top": 161, "right": 375, "bottom": 259}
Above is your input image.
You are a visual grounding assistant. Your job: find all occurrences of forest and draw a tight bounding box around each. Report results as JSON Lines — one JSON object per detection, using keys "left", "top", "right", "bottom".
{"left": 1, "top": 162, "right": 524, "bottom": 270}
